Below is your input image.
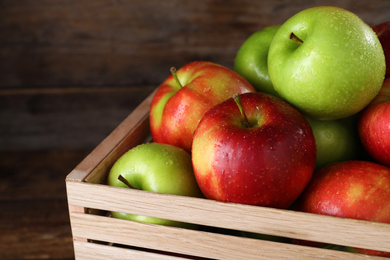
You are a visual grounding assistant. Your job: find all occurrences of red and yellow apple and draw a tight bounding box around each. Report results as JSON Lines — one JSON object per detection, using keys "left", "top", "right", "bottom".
{"left": 295, "top": 160, "right": 390, "bottom": 257}
{"left": 359, "top": 78, "right": 390, "bottom": 167}
{"left": 192, "top": 92, "right": 316, "bottom": 208}
{"left": 150, "top": 61, "right": 255, "bottom": 152}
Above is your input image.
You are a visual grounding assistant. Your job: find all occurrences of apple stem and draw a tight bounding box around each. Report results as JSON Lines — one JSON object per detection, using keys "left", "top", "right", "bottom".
{"left": 118, "top": 174, "right": 136, "bottom": 189}
{"left": 170, "top": 67, "right": 183, "bottom": 88}
{"left": 289, "top": 32, "right": 303, "bottom": 45}
{"left": 233, "top": 94, "right": 252, "bottom": 128}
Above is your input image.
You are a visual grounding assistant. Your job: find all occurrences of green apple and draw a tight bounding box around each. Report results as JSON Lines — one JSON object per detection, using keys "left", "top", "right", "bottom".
{"left": 268, "top": 6, "right": 386, "bottom": 120}
{"left": 107, "top": 142, "right": 203, "bottom": 227}
{"left": 234, "top": 25, "right": 280, "bottom": 96}
{"left": 306, "top": 115, "right": 362, "bottom": 169}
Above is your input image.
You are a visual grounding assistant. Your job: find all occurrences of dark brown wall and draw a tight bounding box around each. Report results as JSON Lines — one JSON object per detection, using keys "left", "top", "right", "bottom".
{"left": 1, "top": 0, "right": 390, "bottom": 151}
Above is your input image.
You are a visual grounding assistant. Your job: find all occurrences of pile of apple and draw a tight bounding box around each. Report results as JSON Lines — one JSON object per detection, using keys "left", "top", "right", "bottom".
{"left": 107, "top": 6, "right": 390, "bottom": 256}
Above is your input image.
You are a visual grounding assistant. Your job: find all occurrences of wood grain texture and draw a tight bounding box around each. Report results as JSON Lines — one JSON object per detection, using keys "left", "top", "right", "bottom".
{"left": 68, "top": 212, "right": 385, "bottom": 260}
{"left": 0, "top": 150, "right": 88, "bottom": 199}
{"left": 0, "top": 86, "right": 154, "bottom": 151}
{"left": 0, "top": 200, "right": 74, "bottom": 260}
{"left": 73, "top": 241, "right": 193, "bottom": 260}
{"left": 67, "top": 181, "right": 390, "bottom": 255}
{"left": 0, "top": 150, "right": 88, "bottom": 260}
{"left": 0, "top": 0, "right": 389, "bottom": 88}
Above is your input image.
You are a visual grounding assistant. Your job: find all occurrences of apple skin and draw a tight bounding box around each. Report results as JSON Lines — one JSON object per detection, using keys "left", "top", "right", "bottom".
{"left": 295, "top": 160, "right": 390, "bottom": 257}
{"left": 268, "top": 6, "right": 386, "bottom": 120}
{"left": 107, "top": 142, "right": 203, "bottom": 228}
{"left": 150, "top": 61, "right": 255, "bottom": 153}
{"left": 358, "top": 78, "right": 390, "bottom": 167}
{"left": 306, "top": 115, "right": 362, "bottom": 169}
{"left": 192, "top": 92, "right": 316, "bottom": 208}
{"left": 234, "top": 25, "right": 280, "bottom": 96}
{"left": 372, "top": 21, "right": 390, "bottom": 78}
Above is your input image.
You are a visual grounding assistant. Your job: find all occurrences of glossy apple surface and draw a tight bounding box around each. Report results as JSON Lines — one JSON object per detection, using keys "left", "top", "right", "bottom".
{"left": 234, "top": 25, "right": 280, "bottom": 96}
{"left": 296, "top": 160, "right": 390, "bottom": 257}
{"left": 372, "top": 21, "right": 390, "bottom": 78}
{"left": 268, "top": 6, "right": 386, "bottom": 120}
{"left": 306, "top": 115, "right": 361, "bottom": 169}
{"left": 359, "top": 78, "right": 390, "bottom": 167}
{"left": 192, "top": 92, "right": 316, "bottom": 208}
{"left": 150, "top": 61, "right": 255, "bottom": 152}
{"left": 107, "top": 142, "right": 203, "bottom": 227}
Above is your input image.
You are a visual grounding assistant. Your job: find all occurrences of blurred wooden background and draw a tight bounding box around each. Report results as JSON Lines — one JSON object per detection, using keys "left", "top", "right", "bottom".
{"left": 1, "top": 1, "right": 389, "bottom": 259}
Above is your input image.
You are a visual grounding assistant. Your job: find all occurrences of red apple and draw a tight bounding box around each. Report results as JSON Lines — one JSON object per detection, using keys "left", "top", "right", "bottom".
{"left": 192, "top": 92, "right": 316, "bottom": 208}
{"left": 358, "top": 78, "right": 390, "bottom": 167}
{"left": 373, "top": 21, "right": 390, "bottom": 78}
{"left": 295, "top": 160, "right": 390, "bottom": 257}
{"left": 150, "top": 61, "right": 255, "bottom": 152}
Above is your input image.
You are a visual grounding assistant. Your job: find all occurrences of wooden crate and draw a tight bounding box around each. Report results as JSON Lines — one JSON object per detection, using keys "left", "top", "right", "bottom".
{"left": 66, "top": 90, "right": 390, "bottom": 260}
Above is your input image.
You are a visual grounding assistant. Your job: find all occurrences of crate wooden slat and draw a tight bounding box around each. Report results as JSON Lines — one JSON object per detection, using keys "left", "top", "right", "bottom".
{"left": 72, "top": 240, "right": 190, "bottom": 260}
{"left": 69, "top": 211, "right": 384, "bottom": 260}
{"left": 66, "top": 90, "right": 390, "bottom": 259}
{"left": 66, "top": 181, "right": 390, "bottom": 253}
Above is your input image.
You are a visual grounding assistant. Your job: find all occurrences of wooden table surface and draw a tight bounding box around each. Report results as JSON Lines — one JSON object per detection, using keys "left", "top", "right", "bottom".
{"left": 1, "top": 149, "right": 86, "bottom": 259}
{"left": 0, "top": 86, "right": 154, "bottom": 259}
{"left": 1, "top": 1, "right": 389, "bottom": 259}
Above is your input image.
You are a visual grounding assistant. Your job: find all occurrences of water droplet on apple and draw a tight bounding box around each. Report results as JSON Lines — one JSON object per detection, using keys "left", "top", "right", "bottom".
{"left": 166, "top": 159, "right": 174, "bottom": 165}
